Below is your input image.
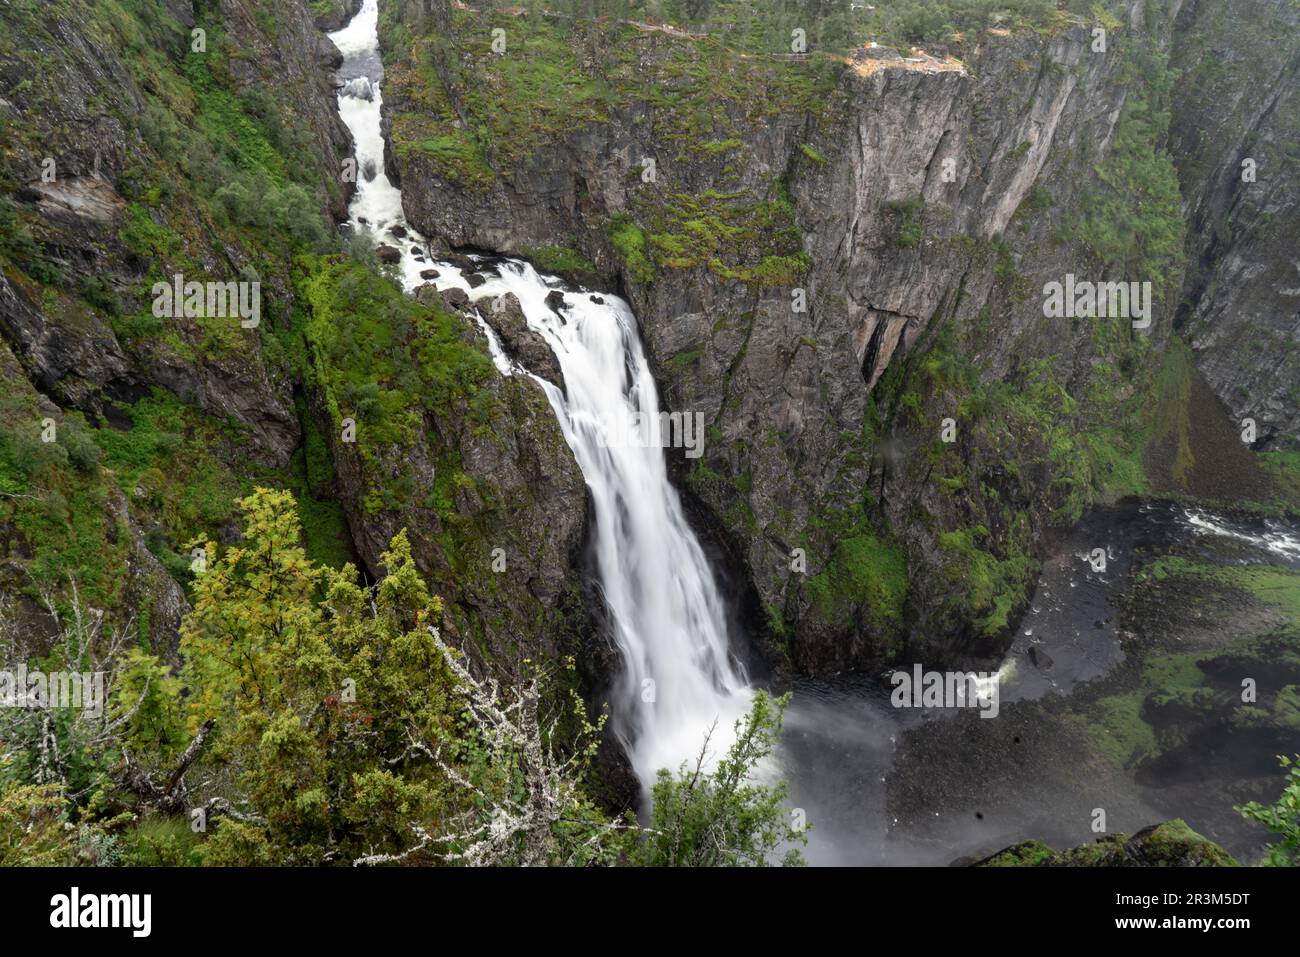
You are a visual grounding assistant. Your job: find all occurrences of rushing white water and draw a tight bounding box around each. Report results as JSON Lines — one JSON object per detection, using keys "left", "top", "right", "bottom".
{"left": 329, "top": 1, "right": 751, "bottom": 792}
{"left": 1181, "top": 507, "right": 1300, "bottom": 562}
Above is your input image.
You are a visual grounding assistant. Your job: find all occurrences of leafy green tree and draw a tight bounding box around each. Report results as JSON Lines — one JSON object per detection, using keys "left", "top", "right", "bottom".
{"left": 1237, "top": 754, "right": 1300, "bottom": 866}
{"left": 636, "top": 690, "right": 806, "bottom": 866}
{"left": 0, "top": 783, "right": 76, "bottom": 866}
{"left": 0, "top": 487, "right": 810, "bottom": 868}
{"left": 180, "top": 488, "right": 457, "bottom": 864}
{"left": 182, "top": 487, "right": 628, "bottom": 866}
{"left": 113, "top": 647, "right": 187, "bottom": 760}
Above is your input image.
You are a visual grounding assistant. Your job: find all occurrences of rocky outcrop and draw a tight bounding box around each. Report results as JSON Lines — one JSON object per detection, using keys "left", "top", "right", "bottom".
{"left": 311, "top": 0, "right": 363, "bottom": 32}
{"left": 480, "top": 293, "right": 567, "bottom": 389}
{"left": 977, "top": 819, "right": 1239, "bottom": 866}
{"left": 104, "top": 483, "right": 191, "bottom": 660}
{"left": 1167, "top": 0, "right": 1300, "bottom": 450}
{"left": 0, "top": 268, "right": 133, "bottom": 415}
{"left": 315, "top": 279, "right": 592, "bottom": 671}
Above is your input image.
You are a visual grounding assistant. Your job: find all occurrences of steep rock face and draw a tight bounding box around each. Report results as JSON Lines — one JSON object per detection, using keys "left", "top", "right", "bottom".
{"left": 0, "top": 337, "right": 188, "bottom": 655}
{"left": 0, "top": 0, "right": 606, "bottom": 675}
{"left": 299, "top": 258, "right": 593, "bottom": 670}
{"left": 0, "top": 0, "right": 366, "bottom": 651}
{"left": 0, "top": 0, "right": 355, "bottom": 468}
{"left": 383, "top": 5, "right": 1178, "bottom": 672}
{"left": 1167, "top": 0, "right": 1300, "bottom": 449}
{"left": 332, "top": 346, "right": 592, "bottom": 671}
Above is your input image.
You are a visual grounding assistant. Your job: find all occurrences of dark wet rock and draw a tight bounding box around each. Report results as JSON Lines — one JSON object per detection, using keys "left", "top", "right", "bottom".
{"left": 544, "top": 290, "right": 566, "bottom": 313}
{"left": 390, "top": 224, "right": 408, "bottom": 239}
{"left": 375, "top": 243, "right": 402, "bottom": 264}
{"left": 0, "top": 269, "right": 131, "bottom": 412}
{"left": 420, "top": 269, "right": 440, "bottom": 280}
{"left": 317, "top": 34, "right": 343, "bottom": 70}
{"left": 466, "top": 273, "right": 487, "bottom": 289}
{"left": 444, "top": 252, "right": 478, "bottom": 272}
{"left": 441, "top": 287, "right": 469, "bottom": 308}
{"left": 590, "top": 294, "right": 605, "bottom": 304}
{"left": 160, "top": 0, "right": 196, "bottom": 28}
{"left": 482, "top": 294, "right": 565, "bottom": 391}
{"left": 1028, "top": 646, "right": 1054, "bottom": 670}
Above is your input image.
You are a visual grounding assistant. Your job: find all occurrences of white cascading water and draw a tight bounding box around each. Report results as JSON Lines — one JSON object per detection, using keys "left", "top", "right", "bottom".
{"left": 330, "top": 1, "right": 752, "bottom": 793}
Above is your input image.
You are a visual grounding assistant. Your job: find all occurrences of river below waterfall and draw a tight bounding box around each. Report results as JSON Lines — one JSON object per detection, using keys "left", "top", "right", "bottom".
{"left": 776, "top": 501, "right": 1300, "bottom": 865}
{"left": 330, "top": 2, "right": 1300, "bottom": 866}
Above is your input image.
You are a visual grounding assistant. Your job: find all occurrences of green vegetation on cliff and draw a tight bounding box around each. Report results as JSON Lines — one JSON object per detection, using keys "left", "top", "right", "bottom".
{"left": 0, "top": 489, "right": 804, "bottom": 866}
{"left": 1238, "top": 755, "right": 1300, "bottom": 866}
{"left": 0, "top": 0, "right": 356, "bottom": 617}
{"left": 299, "top": 254, "right": 495, "bottom": 470}
{"left": 1074, "top": 40, "right": 1185, "bottom": 299}
{"left": 804, "top": 516, "right": 909, "bottom": 640}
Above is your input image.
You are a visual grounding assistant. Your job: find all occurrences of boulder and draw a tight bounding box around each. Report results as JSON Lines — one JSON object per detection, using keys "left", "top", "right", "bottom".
{"left": 975, "top": 820, "right": 1238, "bottom": 867}
{"left": 482, "top": 294, "right": 565, "bottom": 391}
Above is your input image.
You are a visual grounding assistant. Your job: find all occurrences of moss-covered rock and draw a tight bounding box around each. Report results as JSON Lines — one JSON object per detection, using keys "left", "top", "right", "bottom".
{"left": 978, "top": 820, "right": 1239, "bottom": 866}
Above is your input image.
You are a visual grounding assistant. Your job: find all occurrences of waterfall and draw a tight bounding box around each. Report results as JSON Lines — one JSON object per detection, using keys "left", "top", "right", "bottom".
{"left": 328, "top": 0, "right": 752, "bottom": 793}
